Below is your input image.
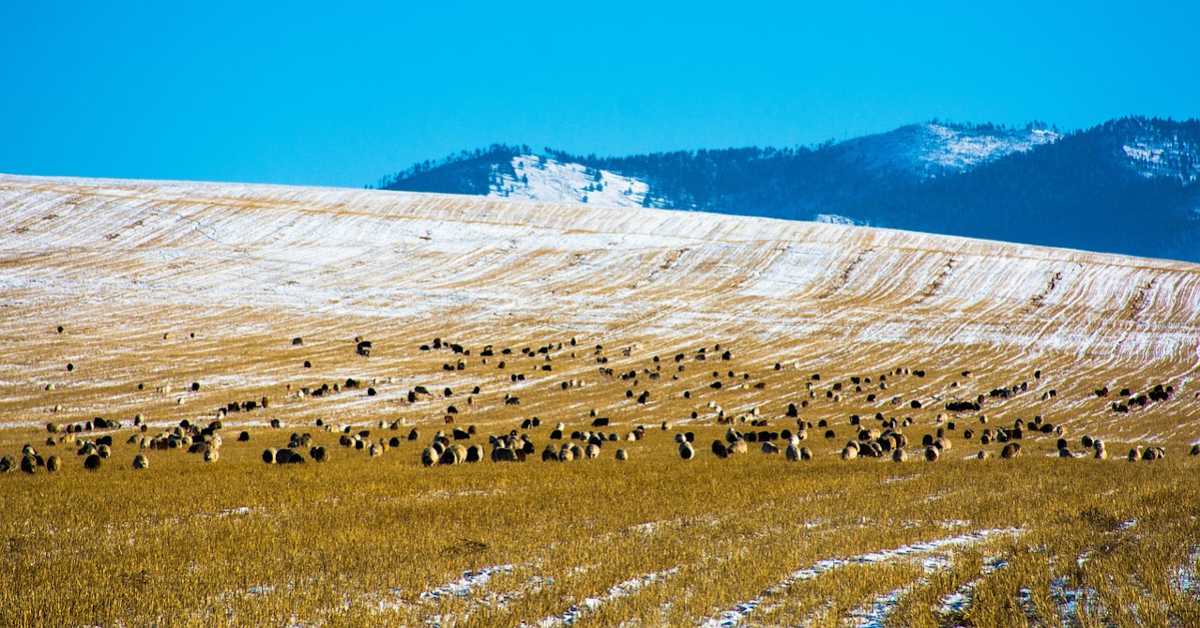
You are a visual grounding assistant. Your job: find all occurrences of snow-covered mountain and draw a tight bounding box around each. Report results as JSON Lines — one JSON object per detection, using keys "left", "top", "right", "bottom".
{"left": 487, "top": 154, "right": 651, "bottom": 207}
{"left": 828, "top": 122, "right": 1061, "bottom": 179}
{"left": 377, "top": 117, "right": 1200, "bottom": 261}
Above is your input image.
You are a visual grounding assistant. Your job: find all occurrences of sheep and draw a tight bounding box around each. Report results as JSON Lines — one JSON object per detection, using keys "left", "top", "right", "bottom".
{"left": 1142, "top": 447, "right": 1165, "bottom": 461}
{"left": 558, "top": 445, "right": 575, "bottom": 462}
{"left": 1191, "top": 443, "right": 1200, "bottom": 456}
{"left": 440, "top": 444, "right": 466, "bottom": 465}
{"left": 712, "top": 440, "right": 729, "bottom": 458}
{"left": 310, "top": 446, "right": 328, "bottom": 462}
{"left": 20, "top": 456, "right": 38, "bottom": 474}
{"left": 785, "top": 443, "right": 801, "bottom": 461}
{"left": 368, "top": 443, "right": 383, "bottom": 458}
{"left": 466, "top": 444, "right": 484, "bottom": 463}
{"left": 678, "top": 441, "right": 695, "bottom": 460}
{"left": 203, "top": 448, "right": 220, "bottom": 463}
{"left": 1128, "top": 447, "right": 1141, "bottom": 461}
{"left": 585, "top": 443, "right": 601, "bottom": 459}
{"left": 730, "top": 439, "right": 748, "bottom": 455}
{"left": 46, "top": 455, "right": 61, "bottom": 473}
{"left": 616, "top": 448, "right": 628, "bottom": 461}
{"left": 492, "top": 447, "right": 517, "bottom": 463}
{"left": 841, "top": 445, "right": 859, "bottom": 461}
{"left": 761, "top": 442, "right": 779, "bottom": 454}
{"left": 262, "top": 448, "right": 277, "bottom": 464}
{"left": 542, "top": 445, "right": 557, "bottom": 462}
{"left": 97, "top": 444, "right": 111, "bottom": 459}
{"left": 1000, "top": 443, "right": 1021, "bottom": 459}
{"left": 924, "top": 447, "right": 939, "bottom": 462}
{"left": 892, "top": 448, "right": 907, "bottom": 462}
{"left": 80, "top": 452, "right": 101, "bottom": 470}
{"left": 421, "top": 447, "right": 438, "bottom": 466}
{"left": 0, "top": 456, "right": 13, "bottom": 473}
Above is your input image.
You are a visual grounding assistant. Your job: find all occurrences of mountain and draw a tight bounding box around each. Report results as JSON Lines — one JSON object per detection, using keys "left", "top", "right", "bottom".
{"left": 375, "top": 117, "right": 1200, "bottom": 262}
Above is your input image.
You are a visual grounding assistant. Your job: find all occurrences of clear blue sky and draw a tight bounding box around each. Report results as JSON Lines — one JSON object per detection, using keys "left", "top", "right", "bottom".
{"left": 2, "top": 1, "right": 1195, "bottom": 187}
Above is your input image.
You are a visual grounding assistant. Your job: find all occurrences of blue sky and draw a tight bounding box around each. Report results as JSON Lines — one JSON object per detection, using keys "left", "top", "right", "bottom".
{"left": 1, "top": 1, "right": 1195, "bottom": 187}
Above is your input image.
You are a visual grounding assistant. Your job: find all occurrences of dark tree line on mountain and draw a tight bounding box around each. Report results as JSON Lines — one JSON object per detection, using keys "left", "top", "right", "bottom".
{"left": 373, "top": 117, "right": 1200, "bottom": 262}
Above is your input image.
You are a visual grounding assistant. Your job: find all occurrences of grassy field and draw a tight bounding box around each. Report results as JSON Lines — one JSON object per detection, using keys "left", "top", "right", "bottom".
{"left": 1, "top": 175, "right": 1199, "bottom": 625}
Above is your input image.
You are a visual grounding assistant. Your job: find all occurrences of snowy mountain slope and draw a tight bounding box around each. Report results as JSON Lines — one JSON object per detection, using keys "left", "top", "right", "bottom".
{"left": 828, "top": 122, "right": 1061, "bottom": 178}
{"left": 487, "top": 155, "right": 651, "bottom": 208}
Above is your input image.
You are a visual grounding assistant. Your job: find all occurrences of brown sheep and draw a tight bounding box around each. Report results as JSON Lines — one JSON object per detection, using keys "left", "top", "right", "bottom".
{"left": 924, "top": 447, "right": 939, "bottom": 462}
{"left": 615, "top": 448, "right": 628, "bottom": 461}
{"left": 1000, "top": 442, "right": 1021, "bottom": 459}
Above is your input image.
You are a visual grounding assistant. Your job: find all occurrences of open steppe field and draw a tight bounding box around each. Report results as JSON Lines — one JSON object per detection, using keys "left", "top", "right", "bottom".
{"left": 2, "top": 174, "right": 1200, "bottom": 626}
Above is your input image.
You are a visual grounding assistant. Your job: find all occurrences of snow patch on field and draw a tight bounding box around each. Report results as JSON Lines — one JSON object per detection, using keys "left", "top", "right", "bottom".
{"left": 531, "top": 567, "right": 679, "bottom": 627}
{"left": 701, "top": 528, "right": 1022, "bottom": 627}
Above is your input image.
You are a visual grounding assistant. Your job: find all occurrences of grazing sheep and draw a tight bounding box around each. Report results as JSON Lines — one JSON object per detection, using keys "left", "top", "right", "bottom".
{"left": 711, "top": 440, "right": 729, "bottom": 458}
{"left": 841, "top": 445, "right": 858, "bottom": 461}
{"left": 584, "top": 444, "right": 600, "bottom": 459}
{"left": 1128, "top": 447, "right": 1141, "bottom": 461}
{"left": 237, "top": 431, "right": 250, "bottom": 442}
{"left": 730, "top": 439, "right": 748, "bottom": 455}
{"left": 892, "top": 448, "right": 907, "bottom": 462}
{"left": 558, "top": 445, "right": 575, "bottom": 462}
{"left": 1000, "top": 443, "right": 1022, "bottom": 459}
{"left": 924, "top": 447, "right": 939, "bottom": 462}
{"left": 1191, "top": 443, "right": 1200, "bottom": 456}
{"left": 678, "top": 441, "right": 695, "bottom": 460}
{"left": 262, "top": 448, "right": 277, "bottom": 464}
{"left": 204, "top": 448, "right": 220, "bottom": 463}
{"left": 421, "top": 447, "right": 438, "bottom": 466}
{"left": 97, "top": 444, "right": 111, "bottom": 459}
{"left": 310, "top": 446, "right": 328, "bottom": 462}
{"left": 46, "top": 455, "right": 61, "bottom": 472}
{"left": 1093, "top": 443, "right": 1108, "bottom": 460}
{"left": 20, "top": 456, "right": 39, "bottom": 474}
{"left": 1142, "top": 447, "right": 1165, "bottom": 461}
{"left": 491, "top": 447, "right": 518, "bottom": 462}
{"left": 465, "top": 444, "right": 484, "bottom": 463}
{"left": 368, "top": 443, "right": 383, "bottom": 458}
{"left": 761, "top": 442, "right": 779, "bottom": 454}
{"left": 615, "top": 448, "right": 628, "bottom": 461}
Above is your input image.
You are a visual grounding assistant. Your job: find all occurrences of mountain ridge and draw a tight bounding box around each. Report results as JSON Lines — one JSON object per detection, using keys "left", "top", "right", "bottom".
{"left": 376, "top": 116, "right": 1200, "bottom": 261}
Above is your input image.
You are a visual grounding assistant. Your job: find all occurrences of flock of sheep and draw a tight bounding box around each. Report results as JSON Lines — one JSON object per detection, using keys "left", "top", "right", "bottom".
{"left": 1, "top": 331, "right": 1190, "bottom": 476}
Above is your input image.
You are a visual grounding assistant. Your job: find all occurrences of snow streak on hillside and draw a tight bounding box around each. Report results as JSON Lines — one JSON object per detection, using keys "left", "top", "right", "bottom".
{"left": 920, "top": 124, "right": 1060, "bottom": 172}
{"left": 488, "top": 155, "right": 650, "bottom": 208}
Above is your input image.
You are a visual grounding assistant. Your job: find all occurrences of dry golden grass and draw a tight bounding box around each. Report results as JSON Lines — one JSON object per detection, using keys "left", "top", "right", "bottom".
{"left": 1, "top": 175, "right": 1199, "bottom": 625}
